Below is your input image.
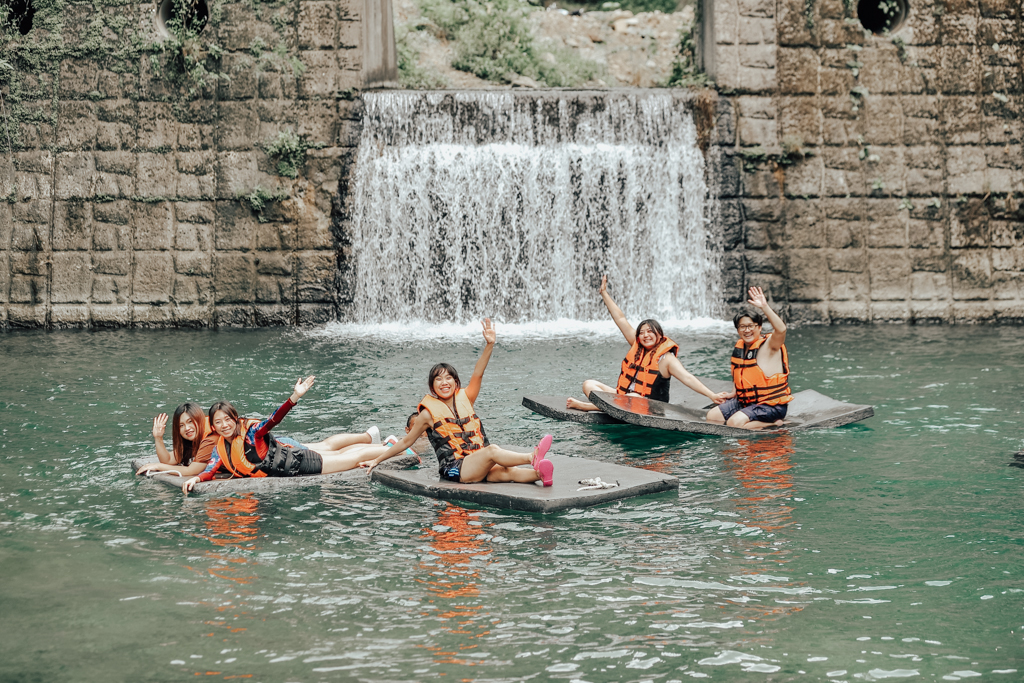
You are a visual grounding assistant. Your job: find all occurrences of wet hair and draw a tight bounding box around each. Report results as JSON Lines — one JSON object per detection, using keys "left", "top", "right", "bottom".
{"left": 208, "top": 401, "right": 243, "bottom": 439}
{"left": 171, "top": 402, "right": 206, "bottom": 466}
{"left": 407, "top": 412, "right": 419, "bottom": 430}
{"left": 427, "top": 363, "right": 461, "bottom": 396}
{"left": 733, "top": 311, "right": 764, "bottom": 329}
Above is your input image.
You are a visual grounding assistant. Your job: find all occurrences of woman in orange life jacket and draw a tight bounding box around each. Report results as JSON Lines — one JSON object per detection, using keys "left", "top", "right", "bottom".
{"left": 705, "top": 286, "right": 792, "bottom": 431}
{"left": 361, "top": 319, "right": 555, "bottom": 486}
{"left": 135, "top": 402, "right": 213, "bottom": 478}
{"left": 566, "top": 275, "right": 731, "bottom": 412}
{"left": 180, "top": 376, "right": 392, "bottom": 494}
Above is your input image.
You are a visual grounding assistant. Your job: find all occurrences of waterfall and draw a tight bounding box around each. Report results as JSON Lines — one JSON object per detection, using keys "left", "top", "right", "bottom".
{"left": 345, "top": 90, "right": 720, "bottom": 325}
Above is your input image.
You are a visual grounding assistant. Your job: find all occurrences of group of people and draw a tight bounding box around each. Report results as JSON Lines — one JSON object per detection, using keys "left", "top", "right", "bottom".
{"left": 137, "top": 280, "right": 792, "bottom": 494}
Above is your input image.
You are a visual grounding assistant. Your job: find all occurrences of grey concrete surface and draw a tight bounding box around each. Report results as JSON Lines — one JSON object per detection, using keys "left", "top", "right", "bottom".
{"left": 371, "top": 454, "right": 678, "bottom": 513}
{"left": 521, "top": 395, "right": 623, "bottom": 424}
{"left": 130, "top": 454, "right": 420, "bottom": 495}
{"left": 589, "top": 390, "right": 873, "bottom": 436}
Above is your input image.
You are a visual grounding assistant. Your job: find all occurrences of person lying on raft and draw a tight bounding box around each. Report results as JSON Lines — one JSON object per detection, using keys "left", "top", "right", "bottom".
{"left": 705, "top": 286, "right": 792, "bottom": 430}
{"left": 361, "top": 319, "right": 555, "bottom": 486}
{"left": 567, "top": 276, "right": 730, "bottom": 412}
{"left": 135, "top": 402, "right": 212, "bottom": 478}
{"left": 180, "top": 376, "right": 390, "bottom": 494}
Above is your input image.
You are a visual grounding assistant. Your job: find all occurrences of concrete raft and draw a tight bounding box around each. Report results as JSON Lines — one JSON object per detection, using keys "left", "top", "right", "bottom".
{"left": 522, "top": 376, "right": 733, "bottom": 425}
{"left": 371, "top": 454, "right": 678, "bottom": 513}
{"left": 589, "top": 389, "right": 874, "bottom": 437}
{"left": 130, "top": 454, "right": 421, "bottom": 495}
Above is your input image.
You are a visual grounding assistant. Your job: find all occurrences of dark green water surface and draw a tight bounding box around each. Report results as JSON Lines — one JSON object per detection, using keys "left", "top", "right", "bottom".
{"left": 2, "top": 323, "right": 1022, "bottom": 682}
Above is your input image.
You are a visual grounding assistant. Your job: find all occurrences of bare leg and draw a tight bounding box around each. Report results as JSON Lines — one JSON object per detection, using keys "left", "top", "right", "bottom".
{"left": 567, "top": 380, "right": 617, "bottom": 411}
{"left": 304, "top": 432, "right": 371, "bottom": 452}
{"left": 706, "top": 406, "right": 726, "bottom": 424}
{"left": 317, "top": 445, "right": 391, "bottom": 474}
{"left": 458, "top": 444, "right": 538, "bottom": 483}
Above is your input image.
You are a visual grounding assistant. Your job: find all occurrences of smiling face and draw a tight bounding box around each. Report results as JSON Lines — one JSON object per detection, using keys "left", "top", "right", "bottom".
{"left": 432, "top": 370, "right": 459, "bottom": 400}
{"left": 178, "top": 414, "right": 199, "bottom": 441}
{"left": 736, "top": 316, "right": 762, "bottom": 343}
{"left": 212, "top": 410, "right": 237, "bottom": 438}
{"left": 637, "top": 323, "right": 659, "bottom": 350}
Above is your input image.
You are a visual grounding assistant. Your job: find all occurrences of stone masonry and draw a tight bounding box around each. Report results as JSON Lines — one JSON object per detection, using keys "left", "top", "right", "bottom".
{"left": 708, "top": 0, "right": 1024, "bottom": 322}
{"left": 0, "top": 0, "right": 396, "bottom": 328}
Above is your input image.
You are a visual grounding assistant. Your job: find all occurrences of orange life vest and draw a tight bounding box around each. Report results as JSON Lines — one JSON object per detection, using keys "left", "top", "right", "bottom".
{"left": 616, "top": 337, "right": 679, "bottom": 402}
{"left": 418, "top": 390, "right": 487, "bottom": 461}
{"left": 215, "top": 419, "right": 268, "bottom": 479}
{"left": 731, "top": 334, "right": 793, "bottom": 407}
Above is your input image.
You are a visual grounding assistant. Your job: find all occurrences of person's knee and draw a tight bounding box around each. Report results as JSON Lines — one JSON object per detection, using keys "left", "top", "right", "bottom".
{"left": 727, "top": 412, "right": 750, "bottom": 427}
{"left": 706, "top": 407, "right": 724, "bottom": 423}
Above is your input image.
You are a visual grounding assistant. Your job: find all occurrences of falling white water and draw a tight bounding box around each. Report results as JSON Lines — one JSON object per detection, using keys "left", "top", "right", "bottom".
{"left": 346, "top": 91, "right": 720, "bottom": 324}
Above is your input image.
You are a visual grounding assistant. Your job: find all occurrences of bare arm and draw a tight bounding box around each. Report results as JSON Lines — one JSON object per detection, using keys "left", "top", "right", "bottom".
{"left": 660, "top": 354, "right": 730, "bottom": 404}
{"left": 748, "top": 287, "right": 787, "bottom": 350}
{"left": 599, "top": 276, "right": 635, "bottom": 345}
{"left": 465, "top": 319, "right": 495, "bottom": 404}
{"left": 361, "top": 411, "right": 431, "bottom": 474}
{"left": 152, "top": 414, "right": 173, "bottom": 464}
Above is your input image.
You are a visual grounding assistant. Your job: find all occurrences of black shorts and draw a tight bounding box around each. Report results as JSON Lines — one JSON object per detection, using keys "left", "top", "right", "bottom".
{"left": 439, "top": 462, "right": 462, "bottom": 483}
{"left": 719, "top": 397, "right": 788, "bottom": 424}
{"left": 261, "top": 445, "right": 323, "bottom": 477}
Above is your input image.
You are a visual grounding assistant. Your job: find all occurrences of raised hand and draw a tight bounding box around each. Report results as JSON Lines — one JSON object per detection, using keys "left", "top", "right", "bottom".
{"left": 481, "top": 318, "right": 496, "bottom": 345}
{"left": 152, "top": 413, "right": 168, "bottom": 439}
{"left": 747, "top": 286, "right": 769, "bottom": 310}
{"left": 293, "top": 375, "right": 316, "bottom": 400}
{"left": 599, "top": 274, "right": 608, "bottom": 296}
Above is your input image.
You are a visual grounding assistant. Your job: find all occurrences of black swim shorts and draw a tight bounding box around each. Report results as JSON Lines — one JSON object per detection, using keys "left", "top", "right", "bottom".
{"left": 439, "top": 463, "right": 461, "bottom": 483}
{"left": 719, "top": 397, "right": 788, "bottom": 425}
{"left": 261, "top": 445, "right": 323, "bottom": 477}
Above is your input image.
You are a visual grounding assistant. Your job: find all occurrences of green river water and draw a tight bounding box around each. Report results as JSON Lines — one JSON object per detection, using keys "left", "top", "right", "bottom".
{"left": 1, "top": 322, "right": 1022, "bottom": 682}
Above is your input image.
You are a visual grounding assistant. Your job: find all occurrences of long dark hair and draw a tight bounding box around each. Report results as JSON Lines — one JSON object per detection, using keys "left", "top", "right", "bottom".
{"left": 427, "top": 363, "right": 461, "bottom": 396}
{"left": 208, "top": 401, "right": 243, "bottom": 439}
{"left": 171, "top": 402, "right": 207, "bottom": 466}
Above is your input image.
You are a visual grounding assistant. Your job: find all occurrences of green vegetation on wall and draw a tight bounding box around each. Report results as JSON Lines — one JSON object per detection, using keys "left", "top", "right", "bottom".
{"left": 0, "top": 0, "right": 305, "bottom": 153}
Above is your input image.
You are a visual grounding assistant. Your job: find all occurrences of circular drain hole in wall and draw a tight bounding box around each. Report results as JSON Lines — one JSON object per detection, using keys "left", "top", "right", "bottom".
{"left": 154, "top": 0, "right": 209, "bottom": 39}
{"left": 4, "top": 0, "right": 36, "bottom": 34}
{"left": 858, "top": 0, "right": 908, "bottom": 34}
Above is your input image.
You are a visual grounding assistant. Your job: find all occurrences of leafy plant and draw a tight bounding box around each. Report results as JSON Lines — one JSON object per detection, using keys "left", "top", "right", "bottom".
{"left": 237, "top": 187, "right": 289, "bottom": 222}
{"left": 397, "top": 29, "right": 448, "bottom": 89}
{"left": 147, "top": 0, "right": 229, "bottom": 98}
{"left": 262, "top": 129, "right": 324, "bottom": 179}
{"left": 663, "top": 25, "right": 709, "bottom": 88}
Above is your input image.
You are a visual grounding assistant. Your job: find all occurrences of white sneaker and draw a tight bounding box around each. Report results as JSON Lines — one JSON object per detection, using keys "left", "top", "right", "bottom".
{"left": 366, "top": 426, "right": 380, "bottom": 445}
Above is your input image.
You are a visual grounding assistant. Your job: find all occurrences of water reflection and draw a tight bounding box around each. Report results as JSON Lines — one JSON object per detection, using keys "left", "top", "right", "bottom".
{"left": 419, "top": 503, "right": 492, "bottom": 666}
{"left": 195, "top": 494, "right": 261, "bottom": 586}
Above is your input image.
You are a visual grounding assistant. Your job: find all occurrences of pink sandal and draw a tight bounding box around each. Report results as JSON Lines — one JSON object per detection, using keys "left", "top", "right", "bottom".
{"left": 536, "top": 459, "right": 554, "bottom": 487}
{"left": 532, "top": 434, "right": 553, "bottom": 470}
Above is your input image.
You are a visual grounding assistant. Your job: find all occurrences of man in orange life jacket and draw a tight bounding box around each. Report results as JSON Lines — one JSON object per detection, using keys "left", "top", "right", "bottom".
{"left": 706, "top": 286, "right": 793, "bottom": 430}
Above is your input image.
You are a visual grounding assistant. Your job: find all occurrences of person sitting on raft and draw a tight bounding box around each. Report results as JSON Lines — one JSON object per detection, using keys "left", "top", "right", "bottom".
{"left": 180, "top": 376, "right": 390, "bottom": 494}
{"left": 567, "top": 275, "right": 730, "bottom": 411}
{"left": 706, "top": 286, "right": 792, "bottom": 430}
{"left": 135, "top": 402, "right": 213, "bottom": 478}
{"left": 361, "top": 319, "right": 555, "bottom": 486}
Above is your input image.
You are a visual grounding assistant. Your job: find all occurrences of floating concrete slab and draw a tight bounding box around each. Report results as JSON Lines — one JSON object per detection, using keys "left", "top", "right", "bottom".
{"left": 130, "top": 454, "right": 421, "bottom": 495}
{"left": 371, "top": 454, "right": 678, "bottom": 513}
{"left": 521, "top": 395, "right": 623, "bottom": 424}
{"left": 589, "top": 389, "right": 874, "bottom": 437}
{"left": 522, "top": 377, "right": 733, "bottom": 424}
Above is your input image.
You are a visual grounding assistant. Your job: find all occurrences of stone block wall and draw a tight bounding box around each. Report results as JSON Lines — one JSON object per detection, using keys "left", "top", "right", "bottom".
{"left": 0, "top": 0, "right": 394, "bottom": 328}
{"left": 709, "top": 0, "right": 1024, "bottom": 322}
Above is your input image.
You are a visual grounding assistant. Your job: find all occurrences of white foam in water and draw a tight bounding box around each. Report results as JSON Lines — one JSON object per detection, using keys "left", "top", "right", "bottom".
{"left": 314, "top": 317, "right": 732, "bottom": 342}
{"left": 345, "top": 91, "right": 720, "bottom": 325}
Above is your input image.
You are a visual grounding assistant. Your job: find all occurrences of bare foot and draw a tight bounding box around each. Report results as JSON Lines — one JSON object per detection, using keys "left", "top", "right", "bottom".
{"left": 566, "top": 397, "right": 596, "bottom": 412}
